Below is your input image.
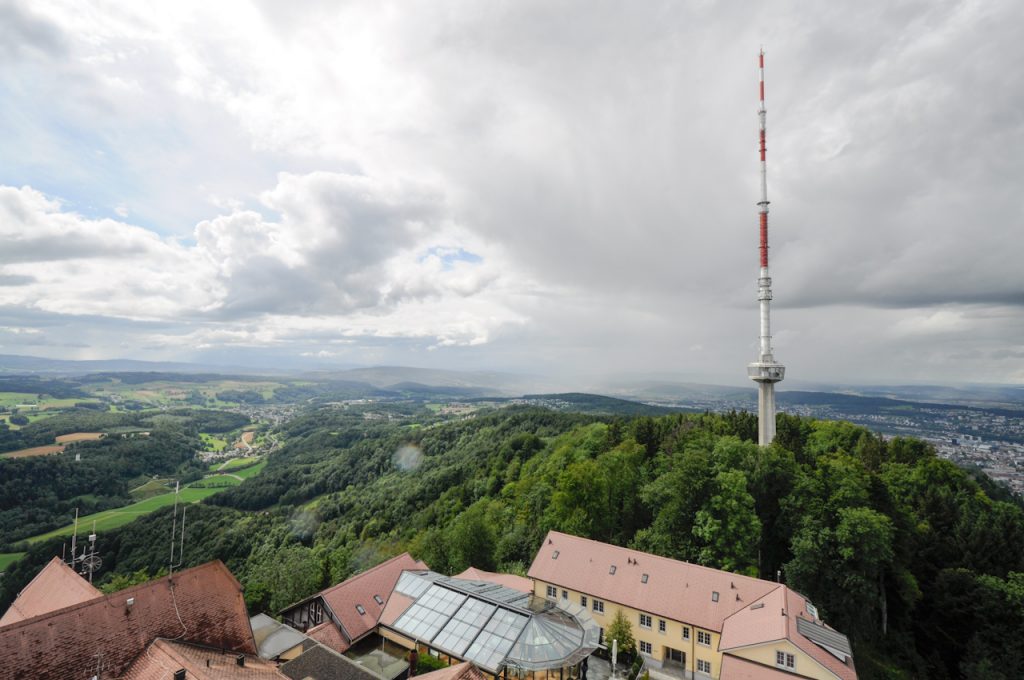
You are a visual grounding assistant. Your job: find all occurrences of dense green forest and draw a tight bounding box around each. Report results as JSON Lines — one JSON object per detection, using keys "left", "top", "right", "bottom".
{"left": 0, "top": 408, "right": 249, "bottom": 545}
{"left": 2, "top": 406, "right": 1022, "bottom": 679}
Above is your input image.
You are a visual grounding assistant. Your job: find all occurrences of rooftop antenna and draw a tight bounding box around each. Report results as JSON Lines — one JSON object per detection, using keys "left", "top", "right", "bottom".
{"left": 747, "top": 48, "right": 786, "bottom": 445}
{"left": 170, "top": 505, "right": 188, "bottom": 572}
{"left": 80, "top": 521, "right": 102, "bottom": 583}
{"left": 169, "top": 481, "right": 179, "bottom": 575}
{"left": 68, "top": 508, "right": 80, "bottom": 568}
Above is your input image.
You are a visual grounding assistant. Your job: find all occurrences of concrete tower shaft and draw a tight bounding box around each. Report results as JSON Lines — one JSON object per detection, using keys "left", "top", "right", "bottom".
{"left": 747, "top": 49, "right": 785, "bottom": 446}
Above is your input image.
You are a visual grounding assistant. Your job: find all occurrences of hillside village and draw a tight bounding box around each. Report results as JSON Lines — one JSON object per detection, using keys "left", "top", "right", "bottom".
{"left": 0, "top": 530, "right": 856, "bottom": 680}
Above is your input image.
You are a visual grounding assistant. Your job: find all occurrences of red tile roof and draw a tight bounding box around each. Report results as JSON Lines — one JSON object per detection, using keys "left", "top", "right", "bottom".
{"left": 0, "top": 560, "right": 257, "bottom": 680}
{"left": 0, "top": 556, "right": 102, "bottom": 627}
{"left": 720, "top": 655, "right": 798, "bottom": 680}
{"left": 528, "top": 531, "right": 778, "bottom": 633}
{"left": 307, "top": 619, "right": 351, "bottom": 654}
{"left": 454, "top": 567, "right": 533, "bottom": 593}
{"left": 122, "top": 639, "right": 286, "bottom": 679}
{"left": 720, "top": 586, "right": 856, "bottom": 680}
{"left": 317, "top": 553, "right": 426, "bottom": 643}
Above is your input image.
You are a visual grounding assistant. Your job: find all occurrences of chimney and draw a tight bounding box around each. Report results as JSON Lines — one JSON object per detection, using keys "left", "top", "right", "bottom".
{"left": 236, "top": 654, "right": 245, "bottom": 667}
{"left": 174, "top": 670, "right": 186, "bottom": 680}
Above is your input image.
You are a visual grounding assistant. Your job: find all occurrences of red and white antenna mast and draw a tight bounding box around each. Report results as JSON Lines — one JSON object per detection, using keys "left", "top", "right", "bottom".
{"left": 748, "top": 48, "right": 785, "bottom": 446}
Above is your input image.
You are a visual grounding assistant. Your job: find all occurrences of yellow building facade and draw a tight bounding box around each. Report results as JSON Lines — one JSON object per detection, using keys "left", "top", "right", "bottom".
{"left": 531, "top": 579, "right": 723, "bottom": 679}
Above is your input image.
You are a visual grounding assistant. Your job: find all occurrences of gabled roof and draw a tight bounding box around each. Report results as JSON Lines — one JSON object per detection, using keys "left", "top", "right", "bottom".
{"left": 307, "top": 619, "right": 352, "bottom": 654}
{"left": 0, "top": 556, "right": 102, "bottom": 627}
{"left": 287, "top": 552, "right": 426, "bottom": 644}
{"left": 280, "top": 643, "right": 381, "bottom": 680}
{"left": 454, "top": 567, "right": 533, "bottom": 594}
{"left": 528, "top": 531, "right": 778, "bottom": 633}
{"left": 0, "top": 560, "right": 256, "bottom": 680}
{"left": 720, "top": 586, "right": 857, "bottom": 680}
{"left": 122, "top": 639, "right": 286, "bottom": 679}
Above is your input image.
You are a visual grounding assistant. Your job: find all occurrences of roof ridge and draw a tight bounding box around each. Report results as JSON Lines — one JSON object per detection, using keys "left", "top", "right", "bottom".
{"left": 544, "top": 531, "right": 773, "bottom": 586}
{"left": 0, "top": 560, "right": 234, "bottom": 632}
{"left": 321, "top": 552, "right": 416, "bottom": 594}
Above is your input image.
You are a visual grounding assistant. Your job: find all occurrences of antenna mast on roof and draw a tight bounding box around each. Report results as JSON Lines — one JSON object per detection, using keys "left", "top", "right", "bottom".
{"left": 169, "top": 480, "right": 179, "bottom": 576}
{"left": 79, "top": 521, "right": 102, "bottom": 583}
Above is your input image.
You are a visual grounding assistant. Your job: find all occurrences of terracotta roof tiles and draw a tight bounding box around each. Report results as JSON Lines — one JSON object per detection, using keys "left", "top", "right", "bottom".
{"left": 528, "top": 531, "right": 778, "bottom": 633}
{"left": 454, "top": 568, "right": 533, "bottom": 594}
{"left": 122, "top": 638, "right": 286, "bottom": 679}
{"left": 0, "top": 560, "right": 256, "bottom": 680}
{"left": 0, "top": 556, "right": 102, "bottom": 627}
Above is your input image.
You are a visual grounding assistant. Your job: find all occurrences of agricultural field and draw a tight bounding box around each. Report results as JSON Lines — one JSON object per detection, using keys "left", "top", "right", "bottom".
{"left": 233, "top": 461, "right": 266, "bottom": 479}
{"left": 84, "top": 378, "right": 287, "bottom": 408}
{"left": 129, "top": 478, "right": 174, "bottom": 500}
{"left": 55, "top": 432, "right": 105, "bottom": 444}
{"left": 199, "top": 433, "right": 228, "bottom": 451}
{"left": 25, "top": 487, "right": 223, "bottom": 544}
{"left": 1, "top": 444, "right": 64, "bottom": 459}
{"left": 211, "top": 456, "right": 260, "bottom": 471}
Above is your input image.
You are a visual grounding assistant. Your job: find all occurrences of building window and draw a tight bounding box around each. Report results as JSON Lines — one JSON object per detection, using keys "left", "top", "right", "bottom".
{"left": 682, "top": 627, "right": 690, "bottom": 640}
{"left": 356, "top": 604, "right": 366, "bottom": 615}
{"left": 641, "top": 573, "right": 649, "bottom": 584}
{"left": 776, "top": 651, "right": 795, "bottom": 669}
{"left": 639, "top": 641, "right": 652, "bottom": 655}
{"left": 711, "top": 591, "right": 719, "bottom": 602}
{"left": 639, "top": 613, "right": 652, "bottom": 629}
{"left": 697, "top": 659, "right": 711, "bottom": 674}
{"left": 658, "top": 619, "right": 666, "bottom": 633}
{"left": 609, "top": 565, "right": 617, "bottom": 575}
{"left": 546, "top": 585, "right": 557, "bottom": 599}
{"left": 592, "top": 599, "right": 605, "bottom": 614}
{"left": 581, "top": 595, "right": 588, "bottom": 607}
{"left": 373, "top": 595, "right": 384, "bottom": 605}
{"left": 562, "top": 590, "right": 568, "bottom": 600}
{"left": 552, "top": 550, "right": 560, "bottom": 559}
{"left": 697, "top": 630, "right": 711, "bottom": 646}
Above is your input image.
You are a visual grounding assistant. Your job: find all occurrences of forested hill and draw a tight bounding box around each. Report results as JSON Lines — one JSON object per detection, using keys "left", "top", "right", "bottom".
{"left": 4, "top": 407, "right": 1022, "bottom": 679}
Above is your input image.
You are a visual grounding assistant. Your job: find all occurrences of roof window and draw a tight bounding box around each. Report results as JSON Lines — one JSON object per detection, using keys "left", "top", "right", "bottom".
{"left": 356, "top": 604, "right": 366, "bottom": 615}
{"left": 641, "top": 574, "right": 649, "bottom": 584}
{"left": 552, "top": 550, "right": 560, "bottom": 559}
{"left": 711, "top": 591, "right": 719, "bottom": 602}
{"left": 609, "top": 565, "right": 617, "bottom": 575}
{"left": 374, "top": 595, "right": 385, "bottom": 605}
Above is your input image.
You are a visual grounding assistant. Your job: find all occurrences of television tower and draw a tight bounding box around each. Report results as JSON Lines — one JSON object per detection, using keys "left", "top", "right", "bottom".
{"left": 747, "top": 49, "right": 785, "bottom": 445}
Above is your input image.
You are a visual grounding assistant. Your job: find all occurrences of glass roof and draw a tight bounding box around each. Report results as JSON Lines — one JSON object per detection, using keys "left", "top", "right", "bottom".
{"left": 386, "top": 571, "right": 599, "bottom": 674}
{"left": 464, "top": 607, "right": 529, "bottom": 671}
{"left": 393, "top": 584, "right": 468, "bottom": 641}
{"left": 433, "top": 598, "right": 498, "bottom": 656}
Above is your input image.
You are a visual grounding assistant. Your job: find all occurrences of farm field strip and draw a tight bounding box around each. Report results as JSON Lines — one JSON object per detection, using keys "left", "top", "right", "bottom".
{"left": 26, "top": 487, "right": 222, "bottom": 544}
{"left": 1, "top": 444, "right": 64, "bottom": 458}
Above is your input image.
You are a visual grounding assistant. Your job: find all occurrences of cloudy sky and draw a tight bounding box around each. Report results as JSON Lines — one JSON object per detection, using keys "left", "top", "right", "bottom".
{"left": 0, "top": 0, "right": 1021, "bottom": 385}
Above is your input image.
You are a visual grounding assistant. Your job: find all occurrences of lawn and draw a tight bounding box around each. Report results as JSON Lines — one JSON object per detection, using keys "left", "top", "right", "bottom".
{"left": 0, "top": 552, "right": 25, "bottom": 572}
{"left": 26, "top": 487, "right": 222, "bottom": 544}
{"left": 129, "top": 478, "right": 174, "bottom": 500}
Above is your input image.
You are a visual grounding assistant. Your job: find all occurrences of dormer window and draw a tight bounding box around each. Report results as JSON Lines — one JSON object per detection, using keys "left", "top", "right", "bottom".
{"left": 641, "top": 573, "right": 649, "bottom": 584}
{"left": 356, "top": 604, "right": 366, "bottom": 615}
{"left": 609, "top": 565, "right": 616, "bottom": 575}
{"left": 711, "top": 591, "right": 719, "bottom": 602}
{"left": 374, "top": 595, "right": 385, "bottom": 605}
{"left": 552, "top": 550, "right": 560, "bottom": 559}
